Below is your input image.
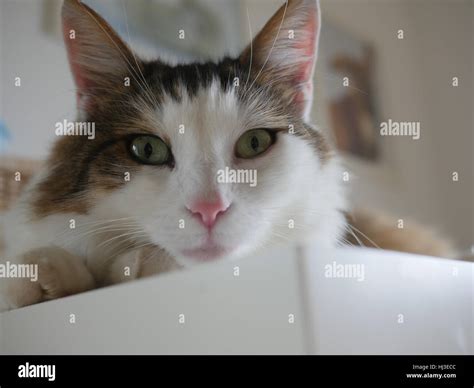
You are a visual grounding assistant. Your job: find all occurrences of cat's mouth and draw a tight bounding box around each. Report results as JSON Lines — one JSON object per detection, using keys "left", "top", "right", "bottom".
{"left": 181, "top": 242, "right": 232, "bottom": 261}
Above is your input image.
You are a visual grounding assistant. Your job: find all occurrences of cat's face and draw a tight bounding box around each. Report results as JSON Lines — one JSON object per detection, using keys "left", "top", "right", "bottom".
{"left": 33, "top": 0, "right": 345, "bottom": 266}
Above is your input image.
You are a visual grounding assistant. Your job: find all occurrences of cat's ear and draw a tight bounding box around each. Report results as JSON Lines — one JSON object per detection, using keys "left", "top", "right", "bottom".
{"left": 62, "top": 0, "right": 139, "bottom": 109}
{"left": 240, "top": 0, "right": 320, "bottom": 120}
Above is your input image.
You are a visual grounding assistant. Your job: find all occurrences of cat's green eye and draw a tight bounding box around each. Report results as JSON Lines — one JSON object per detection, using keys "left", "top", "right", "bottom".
{"left": 235, "top": 129, "right": 274, "bottom": 159}
{"left": 130, "top": 135, "right": 171, "bottom": 165}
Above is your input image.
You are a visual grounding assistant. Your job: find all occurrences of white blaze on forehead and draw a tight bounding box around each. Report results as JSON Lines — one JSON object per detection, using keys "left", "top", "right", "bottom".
{"left": 159, "top": 78, "right": 241, "bottom": 154}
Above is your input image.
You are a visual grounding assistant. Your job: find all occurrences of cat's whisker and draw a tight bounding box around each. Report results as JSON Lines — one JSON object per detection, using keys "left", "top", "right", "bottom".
{"left": 120, "top": 0, "right": 161, "bottom": 109}
{"left": 243, "top": 5, "right": 254, "bottom": 92}
{"left": 61, "top": 216, "right": 137, "bottom": 228}
{"left": 59, "top": 223, "right": 140, "bottom": 238}
{"left": 81, "top": 3, "right": 158, "bottom": 107}
{"left": 96, "top": 229, "right": 150, "bottom": 251}
{"left": 58, "top": 223, "right": 140, "bottom": 241}
{"left": 115, "top": 238, "right": 155, "bottom": 255}
{"left": 346, "top": 224, "right": 381, "bottom": 249}
{"left": 94, "top": 236, "right": 149, "bottom": 263}
{"left": 58, "top": 226, "right": 143, "bottom": 247}
{"left": 102, "top": 234, "right": 152, "bottom": 260}
{"left": 342, "top": 225, "right": 364, "bottom": 247}
{"left": 95, "top": 239, "right": 145, "bottom": 269}
{"left": 243, "top": 1, "right": 289, "bottom": 99}
{"left": 54, "top": 224, "right": 135, "bottom": 242}
{"left": 243, "top": 205, "right": 340, "bottom": 219}
{"left": 53, "top": 217, "right": 138, "bottom": 238}
{"left": 337, "top": 236, "right": 358, "bottom": 248}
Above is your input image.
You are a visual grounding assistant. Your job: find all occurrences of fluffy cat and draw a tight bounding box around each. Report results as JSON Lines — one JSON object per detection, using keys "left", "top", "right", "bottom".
{"left": 0, "top": 0, "right": 347, "bottom": 311}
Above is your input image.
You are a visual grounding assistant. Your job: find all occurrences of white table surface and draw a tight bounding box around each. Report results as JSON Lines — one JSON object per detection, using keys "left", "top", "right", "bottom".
{"left": 0, "top": 246, "right": 471, "bottom": 355}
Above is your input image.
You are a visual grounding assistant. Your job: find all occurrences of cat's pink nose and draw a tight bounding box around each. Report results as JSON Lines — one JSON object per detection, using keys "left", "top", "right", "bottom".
{"left": 187, "top": 198, "right": 229, "bottom": 229}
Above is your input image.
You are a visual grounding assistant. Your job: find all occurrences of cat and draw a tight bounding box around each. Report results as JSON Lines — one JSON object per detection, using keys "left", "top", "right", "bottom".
{"left": 0, "top": 0, "right": 453, "bottom": 312}
{"left": 0, "top": 0, "right": 346, "bottom": 311}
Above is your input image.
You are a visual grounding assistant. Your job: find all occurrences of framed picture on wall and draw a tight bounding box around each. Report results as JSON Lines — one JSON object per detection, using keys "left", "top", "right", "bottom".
{"left": 319, "top": 21, "right": 380, "bottom": 161}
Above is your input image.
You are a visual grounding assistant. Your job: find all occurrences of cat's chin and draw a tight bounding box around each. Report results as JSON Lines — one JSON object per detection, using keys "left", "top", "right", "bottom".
{"left": 181, "top": 244, "right": 231, "bottom": 261}
{"left": 168, "top": 241, "right": 249, "bottom": 267}
{"left": 179, "top": 243, "right": 235, "bottom": 263}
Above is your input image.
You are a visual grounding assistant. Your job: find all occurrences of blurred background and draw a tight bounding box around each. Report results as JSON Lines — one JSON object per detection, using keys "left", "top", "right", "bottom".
{"left": 0, "top": 0, "right": 472, "bottom": 253}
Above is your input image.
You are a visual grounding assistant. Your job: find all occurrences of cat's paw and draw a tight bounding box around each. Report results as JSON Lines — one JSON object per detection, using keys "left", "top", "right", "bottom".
{"left": 102, "top": 245, "right": 181, "bottom": 286}
{"left": 1, "top": 247, "right": 95, "bottom": 310}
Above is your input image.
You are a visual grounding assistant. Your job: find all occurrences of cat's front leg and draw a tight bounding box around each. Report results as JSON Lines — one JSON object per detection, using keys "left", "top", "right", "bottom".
{"left": 0, "top": 247, "right": 95, "bottom": 311}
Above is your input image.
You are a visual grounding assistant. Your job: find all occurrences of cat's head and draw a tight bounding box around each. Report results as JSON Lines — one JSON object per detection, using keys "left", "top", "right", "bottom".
{"left": 33, "top": 0, "right": 345, "bottom": 265}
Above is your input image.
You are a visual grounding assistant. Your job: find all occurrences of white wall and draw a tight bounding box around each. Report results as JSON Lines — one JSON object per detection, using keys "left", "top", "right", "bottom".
{"left": 1, "top": 0, "right": 75, "bottom": 160}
